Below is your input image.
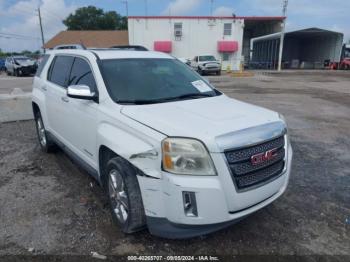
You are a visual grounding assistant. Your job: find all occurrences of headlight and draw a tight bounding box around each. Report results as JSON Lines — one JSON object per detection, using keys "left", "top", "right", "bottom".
{"left": 162, "top": 138, "right": 216, "bottom": 175}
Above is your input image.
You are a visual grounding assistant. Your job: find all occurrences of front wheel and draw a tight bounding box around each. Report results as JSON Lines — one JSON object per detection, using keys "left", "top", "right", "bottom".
{"left": 198, "top": 67, "right": 204, "bottom": 75}
{"left": 107, "top": 157, "right": 146, "bottom": 233}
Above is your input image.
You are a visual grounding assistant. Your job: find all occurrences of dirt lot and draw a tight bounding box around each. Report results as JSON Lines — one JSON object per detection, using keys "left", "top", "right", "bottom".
{"left": 0, "top": 71, "right": 349, "bottom": 260}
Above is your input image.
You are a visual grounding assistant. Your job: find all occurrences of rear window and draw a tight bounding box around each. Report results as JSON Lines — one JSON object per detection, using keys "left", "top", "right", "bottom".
{"left": 35, "top": 55, "right": 50, "bottom": 77}
{"left": 48, "top": 55, "right": 74, "bottom": 87}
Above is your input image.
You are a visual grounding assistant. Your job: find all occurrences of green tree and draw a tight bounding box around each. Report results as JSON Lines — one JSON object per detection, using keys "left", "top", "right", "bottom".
{"left": 63, "top": 6, "right": 127, "bottom": 30}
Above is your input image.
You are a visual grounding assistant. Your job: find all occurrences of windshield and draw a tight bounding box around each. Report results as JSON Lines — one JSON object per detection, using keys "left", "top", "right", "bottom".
{"left": 100, "top": 58, "right": 219, "bottom": 104}
{"left": 199, "top": 56, "right": 216, "bottom": 62}
{"left": 344, "top": 48, "right": 350, "bottom": 58}
{"left": 14, "top": 57, "right": 30, "bottom": 62}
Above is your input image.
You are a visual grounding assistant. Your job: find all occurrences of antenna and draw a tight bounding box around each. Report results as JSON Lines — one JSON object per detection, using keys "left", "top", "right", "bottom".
{"left": 210, "top": 0, "right": 215, "bottom": 16}
{"left": 121, "top": 0, "right": 129, "bottom": 17}
{"left": 145, "top": 0, "right": 148, "bottom": 16}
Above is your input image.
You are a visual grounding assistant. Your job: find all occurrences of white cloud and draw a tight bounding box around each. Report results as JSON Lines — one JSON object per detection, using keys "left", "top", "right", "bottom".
{"left": 212, "top": 6, "right": 234, "bottom": 16}
{"left": 0, "top": 0, "right": 76, "bottom": 52}
{"left": 162, "top": 0, "right": 201, "bottom": 15}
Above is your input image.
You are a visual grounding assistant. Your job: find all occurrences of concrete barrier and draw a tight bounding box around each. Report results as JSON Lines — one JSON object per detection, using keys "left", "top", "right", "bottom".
{"left": 0, "top": 88, "right": 33, "bottom": 123}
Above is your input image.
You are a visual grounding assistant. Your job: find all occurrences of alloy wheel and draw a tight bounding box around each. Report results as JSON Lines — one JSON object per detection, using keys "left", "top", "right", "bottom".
{"left": 36, "top": 117, "right": 47, "bottom": 147}
{"left": 109, "top": 169, "right": 129, "bottom": 223}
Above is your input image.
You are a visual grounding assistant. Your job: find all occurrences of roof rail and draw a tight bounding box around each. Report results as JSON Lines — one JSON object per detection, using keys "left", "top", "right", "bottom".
{"left": 109, "top": 45, "right": 148, "bottom": 51}
{"left": 52, "top": 44, "right": 86, "bottom": 50}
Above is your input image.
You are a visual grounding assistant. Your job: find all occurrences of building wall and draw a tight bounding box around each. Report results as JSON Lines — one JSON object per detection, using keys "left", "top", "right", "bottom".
{"left": 128, "top": 18, "right": 244, "bottom": 70}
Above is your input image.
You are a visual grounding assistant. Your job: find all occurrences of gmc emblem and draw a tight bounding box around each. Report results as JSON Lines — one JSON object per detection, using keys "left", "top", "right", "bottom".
{"left": 251, "top": 148, "right": 278, "bottom": 165}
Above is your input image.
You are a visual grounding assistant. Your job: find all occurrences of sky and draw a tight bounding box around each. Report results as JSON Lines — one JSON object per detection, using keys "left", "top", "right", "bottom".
{"left": 0, "top": 0, "right": 349, "bottom": 52}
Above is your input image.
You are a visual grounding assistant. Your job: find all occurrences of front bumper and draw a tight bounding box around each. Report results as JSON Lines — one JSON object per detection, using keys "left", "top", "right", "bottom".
{"left": 202, "top": 67, "right": 220, "bottom": 72}
{"left": 15, "top": 65, "right": 37, "bottom": 75}
{"left": 137, "top": 142, "right": 292, "bottom": 238}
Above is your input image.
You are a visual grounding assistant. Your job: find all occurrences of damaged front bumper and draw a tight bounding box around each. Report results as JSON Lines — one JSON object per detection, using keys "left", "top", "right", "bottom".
{"left": 137, "top": 143, "right": 292, "bottom": 239}
{"left": 15, "top": 65, "right": 37, "bottom": 75}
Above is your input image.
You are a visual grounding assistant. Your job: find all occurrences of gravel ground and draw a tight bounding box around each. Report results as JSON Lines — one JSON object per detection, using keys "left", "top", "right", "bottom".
{"left": 0, "top": 71, "right": 349, "bottom": 260}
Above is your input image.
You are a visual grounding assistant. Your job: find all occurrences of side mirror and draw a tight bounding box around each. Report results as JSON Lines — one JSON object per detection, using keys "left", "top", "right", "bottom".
{"left": 67, "top": 84, "right": 97, "bottom": 101}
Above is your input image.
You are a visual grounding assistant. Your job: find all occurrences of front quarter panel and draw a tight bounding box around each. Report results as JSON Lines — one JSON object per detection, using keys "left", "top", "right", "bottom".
{"left": 97, "top": 103, "right": 166, "bottom": 179}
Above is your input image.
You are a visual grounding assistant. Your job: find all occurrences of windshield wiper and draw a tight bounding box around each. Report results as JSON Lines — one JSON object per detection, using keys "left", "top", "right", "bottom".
{"left": 117, "top": 93, "right": 215, "bottom": 105}
{"left": 174, "top": 93, "right": 214, "bottom": 99}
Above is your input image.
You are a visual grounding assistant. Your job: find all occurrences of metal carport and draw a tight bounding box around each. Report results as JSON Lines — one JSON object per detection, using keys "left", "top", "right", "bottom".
{"left": 250, "top": 28, "right": 344, "bottom": 69}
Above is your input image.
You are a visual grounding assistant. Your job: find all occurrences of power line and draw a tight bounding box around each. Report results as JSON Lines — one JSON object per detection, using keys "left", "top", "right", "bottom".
{"left": 0, "top": 34, "right": 40, "bottom": 40}
{"left": 40, "top": 7, "right": 65, "bottom": 21}
{"left": 0, "top": 32, "right": 40, "bottom": 40}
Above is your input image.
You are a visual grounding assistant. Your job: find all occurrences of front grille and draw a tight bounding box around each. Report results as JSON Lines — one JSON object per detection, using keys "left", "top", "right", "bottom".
{"left": 225, "top": 136, "right": 285, "bottom": 190}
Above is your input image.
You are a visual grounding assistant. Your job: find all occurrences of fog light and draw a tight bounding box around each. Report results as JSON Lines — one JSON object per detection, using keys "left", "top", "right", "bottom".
{"left": 182, "top": 191, "right": 198, "bottom": 217}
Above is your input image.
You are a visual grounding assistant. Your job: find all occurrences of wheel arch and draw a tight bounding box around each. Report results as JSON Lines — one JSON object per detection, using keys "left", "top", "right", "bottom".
{"left": 32, "top": 101, "right": 40, "bottom": 116}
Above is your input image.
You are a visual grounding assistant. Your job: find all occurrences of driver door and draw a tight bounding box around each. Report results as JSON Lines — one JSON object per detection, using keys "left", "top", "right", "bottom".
{"left": 63, "top": 56, "right": 99, "bottom": 169}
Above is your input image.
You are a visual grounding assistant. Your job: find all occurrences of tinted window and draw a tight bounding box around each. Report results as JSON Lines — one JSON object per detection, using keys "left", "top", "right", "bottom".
{"left": 199, "top": 56, "right": 216, "bottom": 62}
{"left": 100, "top": 58, "right": 218, "bottom": 104}
{"left": 68, "top": 57, "right": 97, "bottom": 91}
{"left": 35, "top": 54, "right": 50, "bottom": 77}
{"left": 224, "top": 23, "right": 232, "bottom": 35}
{"left": 48, "top": 55, "right": 74, "bottom": 87}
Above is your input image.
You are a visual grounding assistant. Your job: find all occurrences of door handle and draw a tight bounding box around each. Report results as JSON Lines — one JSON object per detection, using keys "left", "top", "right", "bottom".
{"left": 61, "top": 97, "right": 69, "bottom": 103}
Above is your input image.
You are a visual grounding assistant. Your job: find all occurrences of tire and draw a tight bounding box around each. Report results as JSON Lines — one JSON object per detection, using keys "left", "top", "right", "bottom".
{"left": 14, "top": 69, "right": 19, "bottom": 77}
{"left": 106, "top": 157, "right": 146, "bottom": 233}
{"left": 198, "top": 67, "right": 203, "bottom": 75}
{"left": 34, "top": 111, "right": 56, "bottom": 153}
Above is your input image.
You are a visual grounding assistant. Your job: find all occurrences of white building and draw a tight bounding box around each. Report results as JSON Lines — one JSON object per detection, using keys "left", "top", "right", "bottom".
{"left": 128, "top": 16, "right": 284, "bottom": 71}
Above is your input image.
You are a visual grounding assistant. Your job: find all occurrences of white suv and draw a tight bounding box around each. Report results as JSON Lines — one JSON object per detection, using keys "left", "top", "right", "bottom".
{"left": 191, "top": 55, "right": 221, "bottom": 75}
{"left": 32, "top": 48, "right": 292, "bottom": 239}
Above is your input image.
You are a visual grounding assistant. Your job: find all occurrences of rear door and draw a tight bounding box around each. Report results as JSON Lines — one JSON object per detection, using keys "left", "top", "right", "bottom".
{"left": 45, "top": 55, "right": 74, "bottom": 143}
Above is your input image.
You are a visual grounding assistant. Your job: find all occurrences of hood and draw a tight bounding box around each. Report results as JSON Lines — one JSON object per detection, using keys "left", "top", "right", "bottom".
{"left": 15, "top": 59, "right": 35, "bottom": 67}
{"left": 121, "top": 94, "right": 283, "bottom": 152}
{"left": 199, "top": 61, "right": 220, "bottom": 66}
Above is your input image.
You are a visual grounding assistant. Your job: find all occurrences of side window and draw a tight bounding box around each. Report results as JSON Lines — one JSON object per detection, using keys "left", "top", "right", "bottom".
{"left": 174, "top": 22, "right": 183, "bottom": 37}
{"left": 224, "top": 23, "right": 232, "bottom": 36}
{"left": 35, "top": 54, "right": 50, "bottom": 77}
{"left": 48, "top": 55, "right": 74, "bottom": 87}
{"left": 68, "top": 57, "right": 97, "bottom": 92}
{"left": 222, "top": 53, "right": 230, "bottom": 61}
{"left": 194, "top": 56, "right": 198, "bottom": 62}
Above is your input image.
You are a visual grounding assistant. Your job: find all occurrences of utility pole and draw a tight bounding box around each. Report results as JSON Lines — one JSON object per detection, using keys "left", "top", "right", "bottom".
{"left": 210, "top": 0, "right": 214, "bottom": 16}
{"left": 37, "top": 7, "right": 45, "bottom": 53}
{"left": 122, "top": 0, "right": 129, "bottom": 17}
{"left": 277, "top": 0, "right": 288, "bottom": 71}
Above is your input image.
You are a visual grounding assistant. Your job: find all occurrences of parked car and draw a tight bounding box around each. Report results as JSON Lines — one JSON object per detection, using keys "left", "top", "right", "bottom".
{"left": 5, "top": 56, "right": 37, "bottom": 76}
{"left": 0, "top": 58, "right": 6, "bottom": 72}
{"left": 177, "top": 57, "right": 191, "bottom": 66}
{"left": 32, "top": 48, "right": 292, "bottom": 239}
{"left": 191, "top": 55, "right": 221, "bottom": 75}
